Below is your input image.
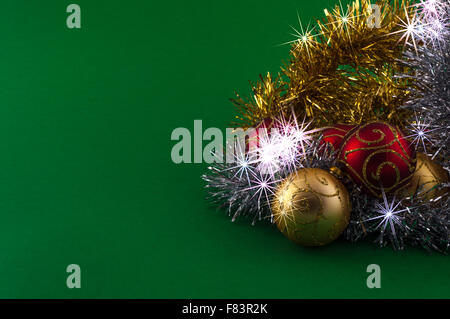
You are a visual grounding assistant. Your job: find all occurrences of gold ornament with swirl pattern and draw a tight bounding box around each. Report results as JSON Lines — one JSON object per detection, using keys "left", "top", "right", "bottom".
{"left": 398, "top": 153, "right": 449, "bottom": 200}
{"left": 272, "top": 168, "right": 351, "bottom": 246}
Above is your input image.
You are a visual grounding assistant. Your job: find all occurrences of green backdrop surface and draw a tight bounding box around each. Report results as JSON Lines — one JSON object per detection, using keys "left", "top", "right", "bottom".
{"left": 0, "top": 0, "right": 448, "bottom": 298}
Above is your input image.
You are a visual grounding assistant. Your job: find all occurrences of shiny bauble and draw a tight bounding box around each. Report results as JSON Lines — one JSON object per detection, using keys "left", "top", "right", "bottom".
{"left": 338, "top": 122, "right": 416, "bottom": 197}
{"left": 320, "top": 123, "right": 356, "bottom": 152}
{"left": 399, "top": 153, "right": 449, "bottom": 200}
{"left": 272, "top": 168, "right": 351, "bottom": 246}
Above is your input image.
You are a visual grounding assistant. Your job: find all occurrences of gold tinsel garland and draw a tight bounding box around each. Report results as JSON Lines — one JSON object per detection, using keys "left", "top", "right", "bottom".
{"left": 232, "top": 0, "right": 415, "bottom": 129}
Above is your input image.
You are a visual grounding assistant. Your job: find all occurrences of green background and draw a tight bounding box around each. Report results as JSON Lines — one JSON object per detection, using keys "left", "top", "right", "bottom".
{"left": 0, "top": 0, "right": 448, "bottom": 298}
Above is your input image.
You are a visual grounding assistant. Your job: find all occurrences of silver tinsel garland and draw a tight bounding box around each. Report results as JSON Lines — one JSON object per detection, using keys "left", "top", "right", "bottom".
{"left": 344, "top": 1, "right": 450, "bottom": 253}
{"left": 343, "top": 183, "right": 450, "bottom": 253}
{"left": 202, "top": 138, "right": 336, "bottom": 224}
{"left": 401, "top": 39, "right": 450, "bottom": 168}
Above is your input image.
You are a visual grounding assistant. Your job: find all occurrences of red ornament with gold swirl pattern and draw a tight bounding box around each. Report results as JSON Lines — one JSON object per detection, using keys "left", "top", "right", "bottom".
{"left": 320, "top": 124, "right": 356, "bottom": 152}
{"left": 338, "top": 122, "right": 416, "bottom": 197}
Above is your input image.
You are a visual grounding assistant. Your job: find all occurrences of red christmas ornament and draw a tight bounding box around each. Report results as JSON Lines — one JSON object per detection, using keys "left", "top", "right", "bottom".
{"left": 320, "top": 124, "right": 356, "bottom": 151}
{"left": 338, "top": 122, "right": 416, "bottom": 197}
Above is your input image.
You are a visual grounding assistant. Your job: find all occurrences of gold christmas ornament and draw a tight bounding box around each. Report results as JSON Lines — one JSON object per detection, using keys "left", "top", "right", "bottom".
{"left": 272, "top": 168, "right": 351, "bottom": 246}
{"left": 399, "top": 153, "right": 449, "bottom": 200}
